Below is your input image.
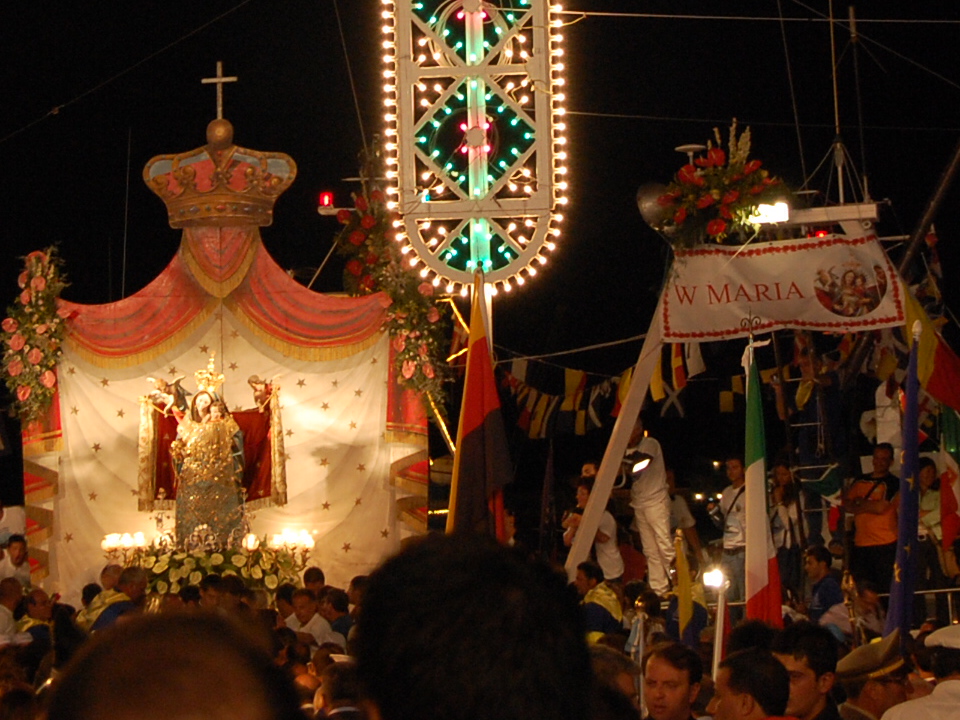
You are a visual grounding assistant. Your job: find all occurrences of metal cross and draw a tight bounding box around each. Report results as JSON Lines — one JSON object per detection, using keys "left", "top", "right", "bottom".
{"left": 201, "top": 61, "right": 238, "bottom": 120}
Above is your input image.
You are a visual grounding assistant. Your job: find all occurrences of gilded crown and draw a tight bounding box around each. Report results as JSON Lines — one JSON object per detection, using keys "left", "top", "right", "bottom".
{"left": 195, "top": 354, "right": 225, "bottom": 395}
{"left": 143, "top": 119, "right": 297, "bottom": 228}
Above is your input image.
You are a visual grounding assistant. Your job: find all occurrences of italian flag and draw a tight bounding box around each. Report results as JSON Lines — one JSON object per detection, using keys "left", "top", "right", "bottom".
{"left": 941, "top": 407, "right": 960, "bottom": 552}
{"left": 744, "top": 343, "right": 783, "bottom": 627}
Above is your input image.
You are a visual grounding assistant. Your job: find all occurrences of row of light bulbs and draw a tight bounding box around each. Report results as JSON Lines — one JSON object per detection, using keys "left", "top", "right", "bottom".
{"left": 379, "top": 0, "right": 568, "bottom": 295}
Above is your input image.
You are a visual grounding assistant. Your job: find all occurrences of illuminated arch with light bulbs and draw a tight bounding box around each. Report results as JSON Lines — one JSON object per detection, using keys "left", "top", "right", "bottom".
{"left": 380, "top": 0, "right": 568, "bottom": 297}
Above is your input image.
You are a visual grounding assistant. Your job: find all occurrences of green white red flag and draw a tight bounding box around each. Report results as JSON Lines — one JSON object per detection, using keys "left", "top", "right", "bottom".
{"left": 743, "top": 340, "right": 783, "bottom": 627}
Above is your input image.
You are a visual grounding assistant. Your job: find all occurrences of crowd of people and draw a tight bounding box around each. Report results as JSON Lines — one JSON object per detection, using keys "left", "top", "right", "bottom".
{"left": 0, "top": 533, "right": 954, "bottom": 720}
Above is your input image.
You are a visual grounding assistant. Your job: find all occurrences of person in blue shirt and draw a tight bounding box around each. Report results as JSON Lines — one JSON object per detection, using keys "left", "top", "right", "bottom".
{"left": 802, "top": 545, "right": 843, "bottom": 623}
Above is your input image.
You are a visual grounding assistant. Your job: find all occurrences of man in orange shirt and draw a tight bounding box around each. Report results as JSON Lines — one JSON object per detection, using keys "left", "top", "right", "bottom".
{"left": 842, "top": 443, "right": 899, "bottom": 589}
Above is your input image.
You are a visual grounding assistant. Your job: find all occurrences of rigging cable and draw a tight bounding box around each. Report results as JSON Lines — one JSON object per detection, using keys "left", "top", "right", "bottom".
{"left": 331, "top": 0, "right": 368, "bottom": 156}
{"left": 776, "top": 0, "right": 807, "bottom": 182}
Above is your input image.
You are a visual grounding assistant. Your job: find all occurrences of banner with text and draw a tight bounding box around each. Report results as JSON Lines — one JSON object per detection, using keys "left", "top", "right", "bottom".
{"left": 661, "top": 234, "right": 905, "bottom": 341}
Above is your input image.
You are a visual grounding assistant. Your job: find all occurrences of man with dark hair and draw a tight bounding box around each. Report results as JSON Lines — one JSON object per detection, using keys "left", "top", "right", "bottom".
{"left": 287, "top": 588, "right": 344, "bottom": 649}
{"left": 574, "top": 560, "right": 622, "bottom": 642}
{"left": 354, "top": 534, "right": 592, "bottom": 720}
{"left": 275, "top": 582, "right": 297, "bottom": 620}
{"left": 590, "top": 644, "right": 641, "bottom": 711}
{"left": 642, "top": 642, "right": 703, "bottom": 720}
{"left": 0, "top": 534, "right": 30, "bottom": 586}
{"left": 881, "top": 624, "right": 960, "bottom": 719}
{"left": 199, "top": 573, "right": 224, "bottom": 608}
{"left": 563, "top": 476, "right": 624, "bottom": 582}
{"left": 718, "top": 456, "right": 748, "bottom": 621}
{"left": 0, "top": 577, "right": 22, "bottom": 636}
{"left": 706, "top": 648, "right": 791, "bottom": 720}
{"left": 303, "top": 566, "right": 325, "bottom": 596}
{"left": 835, "top": 629, "right": 910, "bottom": 720}
{"left": 46, "top": 613, "right": 304, "bottom": 720}
{"left": 316, "top": 661, "right": 363, "bottom": 720}
{"left": 802, "top": 546, "right": 843, "bottom": 624}
{"left": 771, "top": 621, "right": 840, "bottom": 720}
{"left": 319, "top": 588, "right": 353, "bottom": 638}
{"left": 843, "top": 443, "right": 899, "bottom": 588}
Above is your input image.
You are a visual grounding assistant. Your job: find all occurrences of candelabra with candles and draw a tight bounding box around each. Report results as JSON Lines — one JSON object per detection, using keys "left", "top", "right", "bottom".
{"left": 100, "top": 532, "right": 148, "bottom": 565}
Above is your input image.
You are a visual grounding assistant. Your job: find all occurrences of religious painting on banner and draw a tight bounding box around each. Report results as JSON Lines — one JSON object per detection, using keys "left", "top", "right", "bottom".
{"left": 660, "top": 234, "right": 905, "bottom": 341}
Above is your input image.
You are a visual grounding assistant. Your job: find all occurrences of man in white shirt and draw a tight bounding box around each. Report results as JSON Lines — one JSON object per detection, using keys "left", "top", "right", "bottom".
{"left": 625, "top": 419, "right": 674, "bottom": 596}
{"left": 563, "top": 477, "right": 624, "bottom": 582}
{"left": 286, "top": 588, "right": 345, "bottom": 650}
{"left": 718, "top": 457, "right": 747, "bottom": 621}
{"left": 881, "top": 624, "right": 960, "bottom": 720}
{"left": 0, "top": 577, "right": 22, "bottom": 637}
{"left": 0, "top": 535, "right": 31, "bottom": 587}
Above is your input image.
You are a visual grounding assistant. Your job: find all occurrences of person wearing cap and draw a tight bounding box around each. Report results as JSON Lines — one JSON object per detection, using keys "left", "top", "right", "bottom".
{"left": 880, "top": 624, "right": 960, "bottom": 720}
{"left": 835, "top": 630, "right": 911, "bottom": 720}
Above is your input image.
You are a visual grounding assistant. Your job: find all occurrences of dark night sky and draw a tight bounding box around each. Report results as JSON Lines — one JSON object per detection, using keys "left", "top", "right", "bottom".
{"left": 3, "top": 1, "right": 960, "bottom": 485}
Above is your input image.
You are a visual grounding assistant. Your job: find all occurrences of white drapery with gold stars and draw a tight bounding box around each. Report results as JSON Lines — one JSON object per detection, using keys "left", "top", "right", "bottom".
{"left": 35, "top": 305, "right": 414, "bottom": 604}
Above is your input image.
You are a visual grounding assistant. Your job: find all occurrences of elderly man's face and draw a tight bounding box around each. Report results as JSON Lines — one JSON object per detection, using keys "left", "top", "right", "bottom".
{"left": 293, "top": 594, "right": 318, "bottom": 625}
{"left": 28, "top": 590, "right": 53, "bottom": 621}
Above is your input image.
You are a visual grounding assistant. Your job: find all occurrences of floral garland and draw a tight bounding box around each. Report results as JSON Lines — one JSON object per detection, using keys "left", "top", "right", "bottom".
{"left": 334, "top": 189, "right": 450, "bottom": 412}
{"left": 656, "top": 121, "right": 788, "bottom": 249}
{"left": 2, "top": 248, "right": 71, "bottom": 423}
{"left": 134, "top": 541, "right": 305, "bottom": 598}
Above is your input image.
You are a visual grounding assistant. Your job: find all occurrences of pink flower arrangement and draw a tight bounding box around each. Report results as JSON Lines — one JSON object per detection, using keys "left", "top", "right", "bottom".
{"left": 8, "top": 334, "right": 25, "bottom": 351}
{"left": 40, "top": 370, "right": 56, "bottom": 388}
{"left": 2, "top": 318, "right": 17, "bottom": 333}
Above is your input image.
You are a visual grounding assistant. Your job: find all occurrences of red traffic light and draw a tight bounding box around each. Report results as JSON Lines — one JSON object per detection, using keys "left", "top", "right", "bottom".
{"left": 318, "top": 191, "right": 335, "bottom": 208}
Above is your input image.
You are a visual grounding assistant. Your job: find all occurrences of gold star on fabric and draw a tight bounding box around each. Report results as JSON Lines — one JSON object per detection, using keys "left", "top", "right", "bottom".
{"left": 230, "top": 330, "right": 240, "bottom": 339}
{"left": 284, "top": 453, "right": 291, "bottom": 461}
{"left": 370, "top": 357, "right": 378, "bottom": 364}
{"left": 88, "top": 492, "right": 98, "bottom": 501}
{"left": 297, "top": 379, "right": 306, "bottom": 387}
{"left": 233, "top": 405, "right": 242, "bottom": 412}
{"left": 342, "top": 543, "right": 351, "bottom": 553}
{"left": 213, "top": 311, "right": 223, "bottom": 321}
{"left": 322, "top": 502, "right": 331, "bottom": 510}
{"left": 904, "top": 543, "right": 911, "bottom": 555}
{"left": 168, "top": 366, "right": 178, "bottom": 375}
{"left": 229, "top": 362, "right": 238, "bottom": 371}
{"left": 894, "top": 563, "right": 902, "bottom": 582}
{"left": 92, "top": 443, "right": 101, "bottom": 453}
{"left": 356, "top": 464, "right": 365, "bottom": 472}
{"left": 354, "top": 389, "right": 363, "bottom": 397}
{"left": 67, "top": 366, "right": 76, "bottom": 375}
{"left": 907, "top": 475, "right": 916, "bottom": 490}
{"left": 285, "top": 429, "right": 294, "bottom": 437}
{"left": 321, "top": 402, "right": 330, "bottom": 411}
{"left": 331, "top": 380, "right": 339, "bottom": 388}
{"left": 355, "top": 497, "right": 363, "bottom": 505}
{"left": 349, "top": 421, "right": 357, "bottom": 429}
{"left": 64, "top": 533, "right": 73, "bottom": 542}
{"left": 320, "top": 458, "right": 329, "bottom": 467}
{"left": 199, "top": 345, "right": 209, "bottom": 354}
{"left": 381, "top": 529, "right": 389, "bottom": 538}
{"left": 70, "top": 406, "right": 79, "bottom": 415}
{"left": 130, "top": 489, "right": 139, "bottom": 496}
{"left": 100, "top": 378, "right": 110, "bottom": 387}
{"left": 116, "top": 409, "right": 125, "bottom": 418}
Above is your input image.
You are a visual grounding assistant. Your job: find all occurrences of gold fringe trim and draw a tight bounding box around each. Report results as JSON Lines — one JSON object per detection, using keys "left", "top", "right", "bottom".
{"left": 23, "top": 435, "right": 62, "bottom": 458}
{"left": 268, "top": 389, "right": 287, "bottom": 507}
{"left": 180, "top": 232, "right": 259, "bottom": 299}
{"left": 384, "top": 430, "right": 429, "bottom": 447}
{"left": 137, "top": 400, "right": 162, "bottom": 512}
{"left": 65, "top": 302, "right": 216, "bottom": 370}
{"left": 226, "top": 299, "right": 384, "bottom": 361}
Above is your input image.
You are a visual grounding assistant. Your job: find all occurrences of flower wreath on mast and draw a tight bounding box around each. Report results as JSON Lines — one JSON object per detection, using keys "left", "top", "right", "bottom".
{"left": 654, "top": 121, "right": 789, "bottom": 250}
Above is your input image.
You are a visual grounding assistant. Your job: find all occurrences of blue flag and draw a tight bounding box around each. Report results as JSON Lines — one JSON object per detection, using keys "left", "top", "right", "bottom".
{"left": 885, "top": 322, "right": 922, "bottom": 641}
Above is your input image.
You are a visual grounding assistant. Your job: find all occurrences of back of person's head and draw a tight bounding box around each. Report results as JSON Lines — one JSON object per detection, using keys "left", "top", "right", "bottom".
{"left": 0, "top": 685, "right": 38, "bottom": 720}
{"left": 303, "top": 567, "right": 325, "bottom": 586}
{"left": 0, "top": 577, "right": 22, "bottom": 604}
{"left": 320, "top": 661, "right": 361, "bottom": 705}
{"left": 323, "top": 588, "right": 349, "bottom": 614}
{"left": 355, "top": 534, "right": 590, "bottom": 720}
{"left": 276, "top": 582, "right": 297, "bottom": 607}
{"left": 770, "top": 621, "right": 838, "bottom": 677}
{"left": 81, "top": 583, "right": 102, "bottom": 607}
{"left": 589, "top": 643, "right": 641, "bottom": 689}
{"left": 47, "top": 613, "right": 303, "bottom": 720}
{"left": 52, "top": 604, "right": 88, "bottom": 670}
{"left": 178, "top": 585, "right": 201, "bottom": 606}
{"left": 221, "top": 574, "right": 246, "bottom": 598}
{"left": 727, "top": 620, "right": 776, "bottom": 654}
{"left": 199, "top": 573, "right": 224, "bottom": 592}
{"left": 930, "top": 646, "right": 960, "bottom": 680}
{"left": 719, "top": 648, "right": 790, "bottom": 717}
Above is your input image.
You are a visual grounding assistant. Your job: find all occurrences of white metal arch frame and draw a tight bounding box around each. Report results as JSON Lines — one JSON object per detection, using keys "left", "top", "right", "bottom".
{"left": 380, "top": 0, "right": 568, "bottom": 295}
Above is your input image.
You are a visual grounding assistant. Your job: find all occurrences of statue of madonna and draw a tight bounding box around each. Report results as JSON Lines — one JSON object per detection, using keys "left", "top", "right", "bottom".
{"left": 169, "top": 390, "right": 246, "bottom": 547}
